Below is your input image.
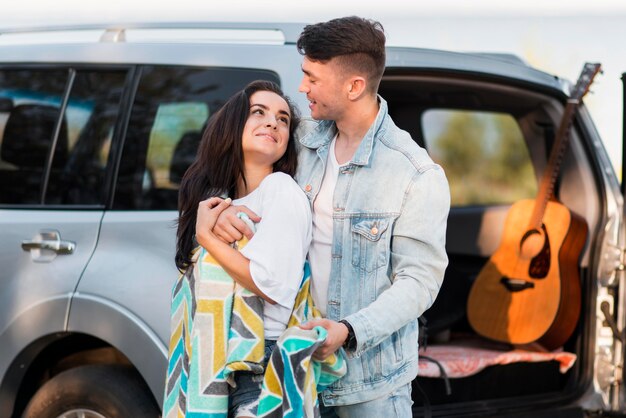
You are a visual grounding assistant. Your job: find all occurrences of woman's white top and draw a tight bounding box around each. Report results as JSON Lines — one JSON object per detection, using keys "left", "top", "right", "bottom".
{"left": 234, "top": 172, "right": 312, "bottom": 339}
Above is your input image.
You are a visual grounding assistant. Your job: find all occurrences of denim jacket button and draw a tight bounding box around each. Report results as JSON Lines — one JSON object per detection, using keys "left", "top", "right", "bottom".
{"left": 371, "top": 226, "right": 379, "bottom": 235}
{"left": 304, "top": 184, "right": 312, "bottom": 192}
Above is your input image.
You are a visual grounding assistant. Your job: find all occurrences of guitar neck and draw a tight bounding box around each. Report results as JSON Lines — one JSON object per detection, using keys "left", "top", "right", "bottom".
{"left": 528, "top": 101, "right": 579, "bottom": 231}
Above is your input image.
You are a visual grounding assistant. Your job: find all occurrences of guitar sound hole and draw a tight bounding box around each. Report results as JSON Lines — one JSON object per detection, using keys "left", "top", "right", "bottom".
{"left": 528, "top": 224, "right": 551, "bottom": 279}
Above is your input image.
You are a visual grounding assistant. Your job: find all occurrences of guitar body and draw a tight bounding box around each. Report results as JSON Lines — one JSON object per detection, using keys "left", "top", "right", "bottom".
{"left": 467, "top": 199, "right": 588, "bottom": 350}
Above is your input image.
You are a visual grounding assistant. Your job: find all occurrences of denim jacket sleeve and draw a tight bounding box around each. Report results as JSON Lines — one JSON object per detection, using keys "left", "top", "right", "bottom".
{"left": 344, "top": 164, "right": 450, "bottom": 355}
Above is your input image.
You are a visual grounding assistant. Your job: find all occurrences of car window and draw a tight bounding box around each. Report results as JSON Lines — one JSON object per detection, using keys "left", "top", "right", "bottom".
{"left": 422, "top": 109, "right": 537, "bottom": 206}
{"left": 145, "top": 102, "right": 208, "bottom": 191}
{"left": 0, "top": 68, "right": 127, "bottom": 206}
{"left": 114, "top": 66, "right": 280, "bottom": 210}
{"left": 46, "top": 70, "right": 127, "bottom": 205}
{"left": 0, "top": 69, "right": 68, "bottom": 205}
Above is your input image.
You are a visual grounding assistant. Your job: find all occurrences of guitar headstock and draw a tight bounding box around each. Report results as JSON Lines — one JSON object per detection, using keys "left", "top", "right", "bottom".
{"left": 570, "top": 62, "right": 602, "bottom": 102}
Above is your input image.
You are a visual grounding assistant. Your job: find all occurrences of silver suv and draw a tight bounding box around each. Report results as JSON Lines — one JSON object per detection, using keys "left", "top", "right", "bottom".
{"left": 0, "top": 23, "right": 625, "bottom": 418}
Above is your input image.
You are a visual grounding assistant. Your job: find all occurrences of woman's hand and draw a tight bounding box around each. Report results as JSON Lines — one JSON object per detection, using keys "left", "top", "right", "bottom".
{"left": 195, "top": 197, "right": 232, "bottom": 247}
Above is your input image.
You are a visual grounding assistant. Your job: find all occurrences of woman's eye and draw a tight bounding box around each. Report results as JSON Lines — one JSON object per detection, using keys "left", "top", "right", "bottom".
{"left": 252, "top": 108, "right": 263, "bottom": 115}
{"left": 279, "top": 117, "right": 289, "bottom": 124}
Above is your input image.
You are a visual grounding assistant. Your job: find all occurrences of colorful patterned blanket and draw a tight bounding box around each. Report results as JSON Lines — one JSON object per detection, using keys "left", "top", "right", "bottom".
{"left": 257, "top": 264, "right": 346, "bottom": 418}
{"left": 164, "top": 242, "right": 345, "bottom": 418}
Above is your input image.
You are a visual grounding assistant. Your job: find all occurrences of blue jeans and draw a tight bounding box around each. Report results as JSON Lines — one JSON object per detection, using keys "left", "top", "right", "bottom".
{"left": 320, "top": 383, "right": 413, "bottom": 418}
{"left": 228, "top": 339, "right": 276, "bottom": 417}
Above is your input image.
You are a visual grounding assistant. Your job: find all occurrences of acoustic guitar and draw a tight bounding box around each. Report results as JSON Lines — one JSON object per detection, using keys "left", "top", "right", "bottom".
{"left": 466, "top": 63, "right": 602, "bottom": 350}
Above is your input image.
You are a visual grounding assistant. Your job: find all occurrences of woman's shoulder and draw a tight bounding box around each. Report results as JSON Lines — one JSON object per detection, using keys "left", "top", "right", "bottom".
{"left": 258, "top": 173, "right": 310, "bottom": 216}
{"left": 259, "top": 172, "right": 304, "bottom": 196}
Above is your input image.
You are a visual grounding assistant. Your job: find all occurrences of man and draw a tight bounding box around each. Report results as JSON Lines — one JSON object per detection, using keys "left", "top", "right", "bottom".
{"left": 214, "top": 16, "right": 449, "bottom": 417}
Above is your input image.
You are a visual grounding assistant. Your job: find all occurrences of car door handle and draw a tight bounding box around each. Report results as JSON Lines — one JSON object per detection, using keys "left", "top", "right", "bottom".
{"left": 22, "top": 230, "right": 76, "bottom": 255}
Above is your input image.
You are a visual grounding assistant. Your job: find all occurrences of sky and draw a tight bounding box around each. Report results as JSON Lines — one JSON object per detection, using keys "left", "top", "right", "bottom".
{"left": 2, "top": 0, "right": 626, "bottom": 175}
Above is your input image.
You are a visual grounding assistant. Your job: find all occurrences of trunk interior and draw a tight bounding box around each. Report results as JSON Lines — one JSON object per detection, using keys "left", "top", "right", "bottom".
{"left": 380, "top": 72, "right": 598, "bottom": 416}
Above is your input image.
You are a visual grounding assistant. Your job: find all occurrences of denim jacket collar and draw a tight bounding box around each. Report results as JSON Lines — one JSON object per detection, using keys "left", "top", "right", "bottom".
{"left": 299, "top": 95, "right": 389, "bottom": 166}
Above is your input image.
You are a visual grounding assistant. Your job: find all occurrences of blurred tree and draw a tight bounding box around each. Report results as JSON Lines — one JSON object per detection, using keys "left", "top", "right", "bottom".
{"left": 435, "top": 111, "right": 485, "bottom": 180}
{"left": 427, "top": 110, "right": 536, "bottom": 206}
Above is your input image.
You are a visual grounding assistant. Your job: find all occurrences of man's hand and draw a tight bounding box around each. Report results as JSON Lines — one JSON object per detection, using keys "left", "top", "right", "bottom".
{"left": 300, "top": 319, "right": 349, "bottom": 361}
{"left": 212, "top": 204, "right": 260, "bottom": 243}
{"left": 195, "top": 197, "right": 232, "bottom": 246}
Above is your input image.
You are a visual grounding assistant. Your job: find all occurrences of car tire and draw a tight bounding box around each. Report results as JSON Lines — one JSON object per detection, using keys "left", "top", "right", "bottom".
{"left": 22, "top": 364, "right": 160, "bottom": 418}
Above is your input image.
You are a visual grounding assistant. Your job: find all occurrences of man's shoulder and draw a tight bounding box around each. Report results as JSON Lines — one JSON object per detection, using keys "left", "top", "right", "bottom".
{"left": 376, "top": 121, "right": 436, "bottom": 172}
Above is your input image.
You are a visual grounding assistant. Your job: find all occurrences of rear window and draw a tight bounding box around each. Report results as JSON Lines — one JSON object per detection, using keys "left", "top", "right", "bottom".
{"left": 422, "top": 109, "right": 537, "bottom": 206}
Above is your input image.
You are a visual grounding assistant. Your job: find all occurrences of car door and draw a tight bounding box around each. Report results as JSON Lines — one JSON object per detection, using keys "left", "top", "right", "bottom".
{"left": 70, "top": 64, "right": 282, "bottom": 403}
{"left": 0, "top": 66, "right": 129, "bottom": 398}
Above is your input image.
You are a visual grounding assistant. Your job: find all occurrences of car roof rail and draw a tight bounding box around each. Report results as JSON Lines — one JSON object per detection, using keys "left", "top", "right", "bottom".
{"left": 0, "top": 22, "right": 306, "bottom": 45}
{"left": 469, "top": 52, "right": 529, "bottom": 66}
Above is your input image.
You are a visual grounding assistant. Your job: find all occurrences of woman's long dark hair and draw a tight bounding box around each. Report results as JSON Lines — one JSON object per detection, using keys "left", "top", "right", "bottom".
{"left": 175, "top": 80, "right": 300, "bottom": 271}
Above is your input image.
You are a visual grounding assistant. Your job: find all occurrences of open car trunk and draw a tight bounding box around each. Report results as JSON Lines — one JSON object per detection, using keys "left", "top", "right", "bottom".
{"left": 380, "top": 70, "right": 600, "bottom": 417}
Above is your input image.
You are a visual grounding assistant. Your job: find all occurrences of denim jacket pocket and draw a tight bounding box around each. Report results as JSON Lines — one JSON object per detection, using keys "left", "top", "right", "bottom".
{"left": 379, "top": 329, "right": 405, "bottom": 376}
{"left": 351, "top": 217, "right": 391, "bottom": 273}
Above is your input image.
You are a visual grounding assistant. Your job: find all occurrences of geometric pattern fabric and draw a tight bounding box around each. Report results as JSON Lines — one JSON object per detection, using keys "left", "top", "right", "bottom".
{"left": 164, "top": 242, "right": 345, "bottom": 418}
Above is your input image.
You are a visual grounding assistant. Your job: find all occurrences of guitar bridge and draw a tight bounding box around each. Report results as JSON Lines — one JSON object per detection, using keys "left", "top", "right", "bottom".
{"left": 500, "top": 277, "right": 535, "bottom": 292}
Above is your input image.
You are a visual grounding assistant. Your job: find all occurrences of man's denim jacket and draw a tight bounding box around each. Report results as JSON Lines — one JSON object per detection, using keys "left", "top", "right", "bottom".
{"left": 295, "top": 97, "right": 450, "bottom": 406}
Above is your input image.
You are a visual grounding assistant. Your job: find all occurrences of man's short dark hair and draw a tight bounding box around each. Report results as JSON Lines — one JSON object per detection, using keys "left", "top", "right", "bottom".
{"left": 297, "top": 16, "right": 386, "bottom": 94}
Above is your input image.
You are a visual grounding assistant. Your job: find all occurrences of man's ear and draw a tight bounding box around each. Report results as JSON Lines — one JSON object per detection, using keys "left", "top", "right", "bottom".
{"left": 347, "top": 77, "right": 367, "bottom": 100}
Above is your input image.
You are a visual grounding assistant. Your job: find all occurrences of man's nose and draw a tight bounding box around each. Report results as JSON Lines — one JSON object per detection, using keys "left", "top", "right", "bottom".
{"left": 298, "top": 78, "right": 309, "bottom": 93}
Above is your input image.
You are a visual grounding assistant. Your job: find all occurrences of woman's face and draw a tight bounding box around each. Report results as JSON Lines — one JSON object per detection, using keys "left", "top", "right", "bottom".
{"left": 241, "top": 90, "right": 291, "bottom": 168}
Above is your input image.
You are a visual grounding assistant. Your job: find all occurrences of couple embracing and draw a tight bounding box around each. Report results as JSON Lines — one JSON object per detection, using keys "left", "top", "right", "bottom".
{"left": 165, "top": 16, "right": 450, "bottom": 418}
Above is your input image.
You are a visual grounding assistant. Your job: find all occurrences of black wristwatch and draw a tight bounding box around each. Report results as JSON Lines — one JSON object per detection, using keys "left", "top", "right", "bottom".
{"left": 339, "top": 319, "right": 357, "bottom": 350}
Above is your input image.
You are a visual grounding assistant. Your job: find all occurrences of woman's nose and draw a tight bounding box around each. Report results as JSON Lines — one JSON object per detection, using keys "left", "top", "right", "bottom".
{"left": 266, "top": 116, "right": 277, "bottom": 129}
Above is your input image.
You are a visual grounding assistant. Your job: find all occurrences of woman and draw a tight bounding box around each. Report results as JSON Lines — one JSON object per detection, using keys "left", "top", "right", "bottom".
{"left": 165, "top": 80, "right": 311, "bottom": 418}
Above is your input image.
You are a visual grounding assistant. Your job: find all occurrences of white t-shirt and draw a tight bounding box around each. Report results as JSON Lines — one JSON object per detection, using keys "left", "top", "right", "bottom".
{"left": 308, "top": 135, "right": 341, "bottom": 317}
{"left": 234, "top": 172, "right": 312, "bottom": 339}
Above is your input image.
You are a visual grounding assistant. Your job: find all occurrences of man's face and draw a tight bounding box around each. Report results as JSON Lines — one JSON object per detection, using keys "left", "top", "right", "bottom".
{"left": 299, "top": 56, "right": 347, "bottom": 121}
